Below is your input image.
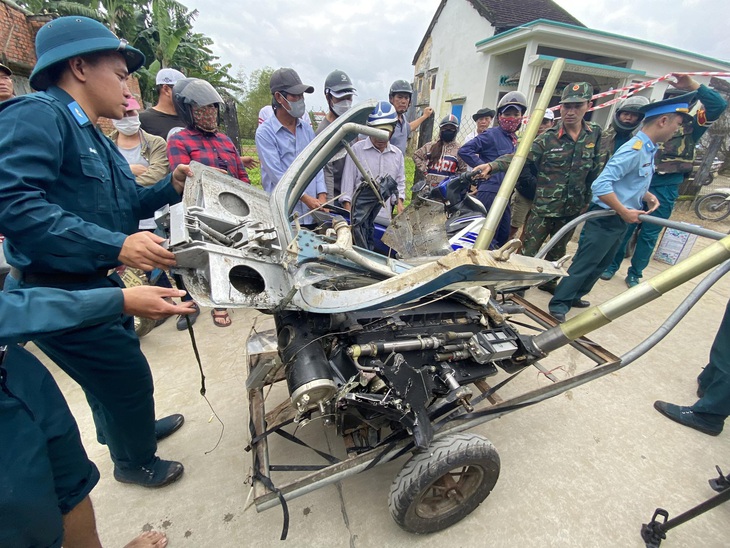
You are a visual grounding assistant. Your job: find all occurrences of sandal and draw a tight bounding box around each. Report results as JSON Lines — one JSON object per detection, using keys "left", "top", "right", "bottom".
{"left": 211, "top": 308, "right": 232, "bottom": 328}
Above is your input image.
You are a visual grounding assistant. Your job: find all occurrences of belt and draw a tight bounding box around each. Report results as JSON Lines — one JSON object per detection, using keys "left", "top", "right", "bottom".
{"left": 9, "top": 267, "right": 110, "bottom": 285}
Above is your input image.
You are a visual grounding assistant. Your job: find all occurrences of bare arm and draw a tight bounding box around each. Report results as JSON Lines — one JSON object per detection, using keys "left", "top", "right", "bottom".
{"left": 409, "top": 107, "right": 434, "bottom": 131}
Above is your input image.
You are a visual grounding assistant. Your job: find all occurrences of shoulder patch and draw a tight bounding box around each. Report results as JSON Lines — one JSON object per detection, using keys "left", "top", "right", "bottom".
{"left": 67, "top": 101, "right": 90, "bottom": 126}
{"left": 632, "top": 140, "right": 643, "bottom": 150}
{"left": 697, "top": 108, "right": 707, "bottom": 126}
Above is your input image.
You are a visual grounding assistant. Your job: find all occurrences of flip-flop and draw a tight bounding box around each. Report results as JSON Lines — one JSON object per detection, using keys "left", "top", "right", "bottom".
{"left": 211, "top": 309, "right": 232, "bottom": 328}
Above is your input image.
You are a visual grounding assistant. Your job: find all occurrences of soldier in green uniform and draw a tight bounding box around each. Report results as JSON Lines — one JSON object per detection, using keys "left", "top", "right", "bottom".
{"left": 481, "top": 82, "right": 603, "bottom": 299}
{"left": 601, "top": 74, "right": 727, "bottom": 286}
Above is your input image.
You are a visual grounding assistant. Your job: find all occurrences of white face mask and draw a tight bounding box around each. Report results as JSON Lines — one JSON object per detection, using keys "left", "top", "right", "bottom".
{"left": 113, "top": 115, "right": 141, "bottom": 136}
{"left": 332, "top": 99, "right": 352, "bottom": 117}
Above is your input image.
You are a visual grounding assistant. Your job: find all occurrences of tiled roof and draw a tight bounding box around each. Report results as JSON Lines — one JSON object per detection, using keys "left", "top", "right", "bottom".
{"left": 413, "top": 0, "right": 584, "bottom": 64}
{"left": 468, "top": 0, "right": 584, "bottom": 30}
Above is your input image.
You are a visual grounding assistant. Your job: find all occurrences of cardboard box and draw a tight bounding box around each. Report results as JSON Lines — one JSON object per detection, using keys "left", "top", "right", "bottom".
{"left": 653, "top": 227, "right": 699, "bottom": 265}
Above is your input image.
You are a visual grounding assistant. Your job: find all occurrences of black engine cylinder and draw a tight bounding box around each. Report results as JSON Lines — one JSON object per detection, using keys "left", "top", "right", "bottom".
{"left": 275, "top": 312, "right": 335, "bottom": 413}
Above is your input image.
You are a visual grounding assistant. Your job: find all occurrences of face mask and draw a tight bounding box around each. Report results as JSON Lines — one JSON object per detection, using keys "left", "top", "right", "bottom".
{"left": 284, "top": 97, "right": 307, "bottom": 119}
{"left": 440, "top": 129, "right": 457, "bottom": 142}
{"left": 331, "top": 99, "right": 352, "bottom": 117}
{"left": 192, "top": 105, "right": 218, "bottom": 133}
{"left": 498, "top": 116, "right": 522, "bottom": 133}
{"left": 113, "top": 115, "right": 141, "bottom": 136}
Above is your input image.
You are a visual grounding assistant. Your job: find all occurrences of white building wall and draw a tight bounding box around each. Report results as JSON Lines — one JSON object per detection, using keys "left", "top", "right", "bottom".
{"left": 425, "top": 0, "right": 495, "bottom": 128}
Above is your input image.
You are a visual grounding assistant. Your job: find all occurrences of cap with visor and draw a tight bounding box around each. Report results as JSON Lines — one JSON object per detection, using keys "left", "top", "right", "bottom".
{"left": 270, "top": 68, "right": 314, "bottom": 95}
{"left": 325, "top": 69, "right": 356, "bottom": 98}
{"left": 560, "top": 82, "right": 593, "bottom": 104}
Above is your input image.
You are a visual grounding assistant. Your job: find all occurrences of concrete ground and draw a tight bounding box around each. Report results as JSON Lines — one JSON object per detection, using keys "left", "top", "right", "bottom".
{"left": 29, "top": 224, "right": 730, "bottom": 547}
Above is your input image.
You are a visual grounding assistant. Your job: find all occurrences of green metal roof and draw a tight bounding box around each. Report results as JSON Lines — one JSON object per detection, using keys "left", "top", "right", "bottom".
{"left": 475, "top": 19, "right": 730, "bottom": 68}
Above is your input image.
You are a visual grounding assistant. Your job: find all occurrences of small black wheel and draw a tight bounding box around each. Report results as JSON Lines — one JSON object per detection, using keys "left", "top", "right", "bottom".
{"left": 388, "top": 433, "right": 500, "bottom": 534}
{"left": 695, "top": 193, "right": 730, "bottom": 221}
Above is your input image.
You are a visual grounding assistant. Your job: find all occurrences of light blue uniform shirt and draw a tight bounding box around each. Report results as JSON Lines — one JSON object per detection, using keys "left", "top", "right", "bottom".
{"left": 255, "top": 114, "right": 326, "bottom": 225}
{"left": 591, "top": 130, "right": 656, "bottom": 211}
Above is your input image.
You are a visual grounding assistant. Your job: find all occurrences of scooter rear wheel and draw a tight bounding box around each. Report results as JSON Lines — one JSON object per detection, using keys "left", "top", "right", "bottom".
{"left": 695, "top": 193, "right": 730, "bottom": 222}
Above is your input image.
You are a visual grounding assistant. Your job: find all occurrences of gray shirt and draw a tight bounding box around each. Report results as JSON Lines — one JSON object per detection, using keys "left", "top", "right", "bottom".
{"left": 340, "top": 138, "right": 406, "bottom": 219}
{"left": 389, "top": 114, "right": 410, "bottom": 154}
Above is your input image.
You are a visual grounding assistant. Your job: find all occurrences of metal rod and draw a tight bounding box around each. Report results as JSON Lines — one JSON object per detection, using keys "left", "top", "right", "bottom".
{"left": 658, "top": 487, "right": 730, "bottom": 532}
{"left": 473, "top": 58, "right": 566, "bottom": 250}
{"left": 342, "top": 140, "right": 386, "bottom": 208}
{"left": 536, "top": 210, "right": 726, "bottom": 259}
{"left": 621, "top": 260, "right": 730, "bottom": 366}
{"left": 533, "top": 234, "right": 730, "bottom": 354}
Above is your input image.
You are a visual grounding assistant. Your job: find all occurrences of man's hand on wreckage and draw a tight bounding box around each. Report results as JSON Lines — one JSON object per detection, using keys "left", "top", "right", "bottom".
{"left": 171, "top": 164, "right": 194, "bottom": 194}
{"left": 122, "top": 287, "right": 196, "bottom": 320}
{"left": 119, "top": 231, "right": 176, "bottom": 271}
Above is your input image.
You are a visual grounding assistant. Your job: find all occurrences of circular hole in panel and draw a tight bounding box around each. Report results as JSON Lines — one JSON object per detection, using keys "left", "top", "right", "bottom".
{"left": 229, "top": 265, "right": 265, "bottom": 296}
{"left": 219, "top": 191, "right": 250, "bottom": 217}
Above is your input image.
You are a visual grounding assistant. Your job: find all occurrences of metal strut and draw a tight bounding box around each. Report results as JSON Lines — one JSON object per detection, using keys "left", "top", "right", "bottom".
{"left": 640, "top": 466, "right": 730, "bottom": 547}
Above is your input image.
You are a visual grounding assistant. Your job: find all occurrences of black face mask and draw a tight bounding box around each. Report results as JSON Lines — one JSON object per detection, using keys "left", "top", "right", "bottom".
{"left": 441, "top": 129, "right": 457, "bottom": 142}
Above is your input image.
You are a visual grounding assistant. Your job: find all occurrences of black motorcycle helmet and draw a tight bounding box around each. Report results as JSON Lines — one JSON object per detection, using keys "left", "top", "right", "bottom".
{"left": 172, "top": 77, "right": 224, "bottom": 129}
{"left": 612, "top": 96, "right": 650, "bottom": 133}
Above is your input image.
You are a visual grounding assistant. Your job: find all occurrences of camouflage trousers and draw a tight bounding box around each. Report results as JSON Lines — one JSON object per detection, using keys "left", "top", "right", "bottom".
{"left": 521, "top": 214, "right": 578, "bottom": 261}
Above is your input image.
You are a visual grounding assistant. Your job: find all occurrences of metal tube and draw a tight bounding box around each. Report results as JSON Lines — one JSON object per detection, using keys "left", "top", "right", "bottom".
{"left": 535, "top": 209, "right": 614, "bottom": 259}
{"left": 536, "top": 210, "right": 726, "bottom": 260}
{"left": 473, "top": 58, "right": 566, "bottom": 250}
{"left": 639, "top": 215, "right": 727, "bottom": 240}
{"left": 533, "top": 234, "right": 730, "bottom": 354}
{"left": 620, "top": 260, "right": 730, "bottom": 366}
{"left": 255, "top": 444, "right": 406, "bottom": 512}
{"left": 342, "top": 140, "right": 386, "bottom": 208}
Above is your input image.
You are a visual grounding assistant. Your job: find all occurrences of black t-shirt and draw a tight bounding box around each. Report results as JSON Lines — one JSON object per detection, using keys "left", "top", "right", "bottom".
{"left": 139, "top": 108, "right": 186, "bottom": 140}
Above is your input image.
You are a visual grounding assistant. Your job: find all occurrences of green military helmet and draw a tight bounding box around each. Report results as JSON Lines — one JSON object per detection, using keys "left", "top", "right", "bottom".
{"left": 613, "top": 95, "right": 650, "bottom": 133}
{"left": 560, "top": 82, "right": 593, "bottom": 104}
{"left": 30, "top": 16, "right": 145, "bottom": 91}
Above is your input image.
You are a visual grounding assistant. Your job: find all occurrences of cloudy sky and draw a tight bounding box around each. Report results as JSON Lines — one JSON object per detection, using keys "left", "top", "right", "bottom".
{"left": 187, "top": 0, "right": 729, "bottom": 110}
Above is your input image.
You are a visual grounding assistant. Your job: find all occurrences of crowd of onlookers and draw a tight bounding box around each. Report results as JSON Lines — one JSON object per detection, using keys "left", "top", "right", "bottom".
{"left": 1, "top": 16, "right": 729, "bottom": 548}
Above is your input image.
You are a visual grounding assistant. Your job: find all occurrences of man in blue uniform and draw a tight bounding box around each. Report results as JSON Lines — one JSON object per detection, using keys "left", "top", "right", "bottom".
{"left": 601, "top": 75, "right": 727, "bottom": 286}
{"left": 1, "top": 285, "right": 190, "bottom": 548}
{"left": 0, "top": 16, "right": 192, "bottom": 487}
{"left": 654, "top": 299, "right": 730, "bottom": 436}
{"left": 547, "top": 94, "right": 695, "bottom": 321}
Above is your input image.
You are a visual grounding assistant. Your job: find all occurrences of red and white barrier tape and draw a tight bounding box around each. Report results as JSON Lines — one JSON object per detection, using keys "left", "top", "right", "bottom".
{"left": 534, "top": 71, "right": 730, "bottom": 117}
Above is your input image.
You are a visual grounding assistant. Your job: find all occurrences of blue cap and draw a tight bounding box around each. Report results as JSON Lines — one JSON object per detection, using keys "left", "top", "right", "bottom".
{"left": 640, "top": 91, "right": 697, "bottom": 121}
{"left": 30, "top": 16, "right": 145, "bottom": 91}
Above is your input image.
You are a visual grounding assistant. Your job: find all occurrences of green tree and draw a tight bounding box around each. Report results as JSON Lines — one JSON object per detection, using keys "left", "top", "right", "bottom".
{"left": 19, "top": 0, "right": 100, "bottom": 19}
{"left": 21, "top": 0, "right": 242, "bottom": 105}
{"left": 237, "top": 67, "right": 274, "bottom": 140}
